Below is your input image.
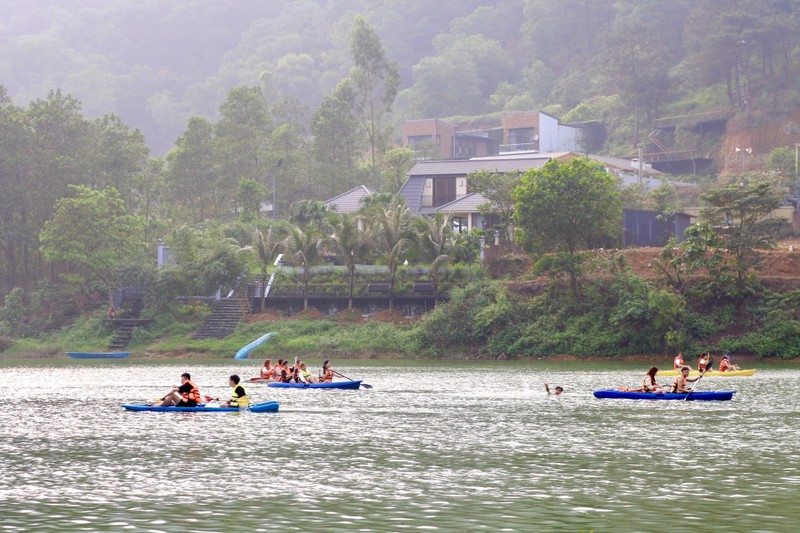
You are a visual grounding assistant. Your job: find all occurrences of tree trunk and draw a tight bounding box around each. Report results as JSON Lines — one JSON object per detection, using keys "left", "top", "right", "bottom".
{"left": 259, "top": 266, "right": 267, "bottom": 313}
{"left": 303, "top": 271, "right": 309, "bottom": 310}
{"left": 348, "top": 265, "right": 355, "bottom": 310}
{"left": 388, "top": 266, "right": 395, "bottom": 311}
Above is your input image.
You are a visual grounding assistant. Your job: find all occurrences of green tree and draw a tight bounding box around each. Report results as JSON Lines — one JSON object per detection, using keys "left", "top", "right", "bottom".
{"left": 349, "top": 15, "right": 400, "bottom": 184}
{"left": 370, "top": 201, "right": 413, "bottom": 311}
{"left": 329, "top": 214, "right": 371, "bottom": 310}
{"left": 700, "top": 178, "right": 785, "bottom": 292}
{"left": 414, "top": 212, "right": 455, "bottom": 304}
{"left": 253, "top": 227, "right": 283, "bottom": 313}
{"left": 39, "top": 185, "right": 145, "bottom": 306}
{"left": 513, "top": 158, "right": 622, "bottom": 298}
{"left": 310, "top": 81, "right": 363, "bottom": 198}
{"left": 467, "top": 170, "right": 522, "bottom": 240}
{"left": 165, "top": 116, "right": 218, "bottom": 222}
{"left": 237, "top": 177, "right": 265, "bottom": 223}
{"left": 381, "top": 147, "right": 415, "bottom": 193}
{"left": 288, "top": 227, "right": 322, "bottom": 311}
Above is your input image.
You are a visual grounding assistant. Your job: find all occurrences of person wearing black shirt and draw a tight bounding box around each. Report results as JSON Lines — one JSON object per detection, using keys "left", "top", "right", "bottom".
{"left": 160, "top": 372, "right": 202, "bottom": 407}
{"left": 220, "top": 374, "right": 249, "bottom": 408}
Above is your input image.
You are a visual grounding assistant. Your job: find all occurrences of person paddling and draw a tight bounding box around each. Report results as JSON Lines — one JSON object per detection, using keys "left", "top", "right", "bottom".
{"left": 642, "top": 367, "right": 665, "bottom": 392}
{"left": 159, "top": 372, "right": 202, "bottom": 407}
{"left": 260, "top": 358, "right": 274, "bottom": 380}
{"left": 320, "top": 360, "right": 334, "bottom": 383}
{"left": 697, "top": 353, "right": 713, "bottom": 372}
{"left": 671, "top": 366, "right": 704, "bottom": 393}
{"left": 219, "top": 374, "right": 249, "bottom": 408}
{"left": 673, "top": 352, "right": 685, "bottom": 370}
{"left": 718, "top": 354, "right": 739, "bottom": 372}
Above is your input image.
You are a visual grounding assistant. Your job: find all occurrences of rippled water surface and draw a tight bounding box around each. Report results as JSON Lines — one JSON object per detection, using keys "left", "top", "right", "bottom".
{"left": 0, "top": 360, "right": 798, "bottom": 532}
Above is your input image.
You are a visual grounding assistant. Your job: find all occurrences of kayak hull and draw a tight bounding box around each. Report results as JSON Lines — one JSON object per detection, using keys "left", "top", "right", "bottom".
{"left": 657, "top": 369, "right": 755, "bottom": 377}
{"left": 267, "top": 380, "right": 362, "bottom": 390}
{"left": 594, "top": 390, "right": 735, "bottom": 401}
{"left": 121, "top": 401, "right": 280, "bottom": 413}
{"left": 67, "top": 352, "right": 130, "bottom": 359}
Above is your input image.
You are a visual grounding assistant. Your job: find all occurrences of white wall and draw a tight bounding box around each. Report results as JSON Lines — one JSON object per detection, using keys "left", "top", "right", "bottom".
{"left": 539, "top": 112, "right": 582, "bottom": 152}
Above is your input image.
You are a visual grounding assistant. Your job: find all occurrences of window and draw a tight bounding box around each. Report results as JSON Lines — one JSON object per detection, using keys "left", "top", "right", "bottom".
{"left": 453, "top": 216, "right": 468, "bottom": 234}
{"left": 432, "top": 177, "right": 456, "bottom": 207}
{"left": 408, "top": 135, "right": 432, "bottom": 145}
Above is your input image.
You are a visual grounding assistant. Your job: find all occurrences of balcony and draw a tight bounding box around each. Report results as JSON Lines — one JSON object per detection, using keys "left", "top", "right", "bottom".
{"left": 499, "top": 142, "right": 538, "bottom": 153}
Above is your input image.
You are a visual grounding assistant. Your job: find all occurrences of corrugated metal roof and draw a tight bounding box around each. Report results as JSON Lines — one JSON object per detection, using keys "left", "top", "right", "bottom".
{"left": 407, "top": 158, "right": 549, "bottom": 176}
{"left": 323, "top": 185, "right": 377, "bottom": 213}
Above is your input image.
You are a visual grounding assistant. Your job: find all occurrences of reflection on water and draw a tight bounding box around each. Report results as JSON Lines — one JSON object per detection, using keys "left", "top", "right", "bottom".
{"left": 0, "top": 362, "right": 798, "bottom": 532}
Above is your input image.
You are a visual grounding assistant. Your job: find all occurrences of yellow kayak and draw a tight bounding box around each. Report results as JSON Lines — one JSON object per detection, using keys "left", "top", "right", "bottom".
{"left": 656, "top": 369, "right": 756, "bottom": 377}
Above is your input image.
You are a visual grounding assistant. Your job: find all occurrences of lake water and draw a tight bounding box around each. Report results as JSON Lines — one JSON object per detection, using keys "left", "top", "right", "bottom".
{"left": 0, "top": 359, "right": 798, "bottom": 532}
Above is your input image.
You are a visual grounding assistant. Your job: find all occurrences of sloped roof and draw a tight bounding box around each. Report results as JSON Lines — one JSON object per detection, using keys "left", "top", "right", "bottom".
{"left": 435, "top": 192, "right": 490, "bottom": 213}
{"left": 323, "top": 185, "right": 377, "bottom": 213}
{"left": 407, "top": 157, "right": 550, "bottom": 177}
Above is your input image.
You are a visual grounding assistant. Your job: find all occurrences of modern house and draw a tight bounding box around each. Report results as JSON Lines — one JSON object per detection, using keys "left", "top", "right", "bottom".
{"left": 397, "top": 152, "right": 675, "bottom": 233}
{"left": 401, "top": 111, "right": 594, "bottom": 159}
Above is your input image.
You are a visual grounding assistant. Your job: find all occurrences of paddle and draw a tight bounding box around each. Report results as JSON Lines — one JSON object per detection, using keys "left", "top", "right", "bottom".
{"left": 332, "top": 369, "right": 373, "bottom": 389}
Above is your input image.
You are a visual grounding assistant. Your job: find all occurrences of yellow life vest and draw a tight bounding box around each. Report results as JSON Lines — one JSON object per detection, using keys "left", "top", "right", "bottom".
{"left": 230, "top": 384, "right": 249, "bottom": 407}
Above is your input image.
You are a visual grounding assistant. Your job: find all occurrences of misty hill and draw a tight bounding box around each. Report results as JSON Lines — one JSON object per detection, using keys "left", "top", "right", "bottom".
{"left": 2, "top": 0, "right": 799, "bottom": 157}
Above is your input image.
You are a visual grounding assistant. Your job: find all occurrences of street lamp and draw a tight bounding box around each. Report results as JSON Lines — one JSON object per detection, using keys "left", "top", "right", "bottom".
{"left": 479, "top": 236, "right": 486, "bottom": 265}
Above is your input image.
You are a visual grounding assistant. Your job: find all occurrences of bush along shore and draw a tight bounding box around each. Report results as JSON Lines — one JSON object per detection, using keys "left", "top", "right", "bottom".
{"left": 5, "top": 263, "right": 800, "bottom": 360}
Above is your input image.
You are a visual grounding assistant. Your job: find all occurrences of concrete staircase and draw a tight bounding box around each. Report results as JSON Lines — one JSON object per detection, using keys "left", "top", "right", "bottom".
{"left": 106, "top": 319, "right": 154, "bottom": 350}
{"left": 191, "top": 292, "right": 251, "bottom": 339}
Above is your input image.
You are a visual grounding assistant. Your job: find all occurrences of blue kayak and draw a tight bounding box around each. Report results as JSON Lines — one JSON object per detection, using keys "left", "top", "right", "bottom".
{"left": 121, "top": 401, "right": 280, "bottom": 413}
{"left": 594, "top": 390, "right": 735, "bottom": 401}
{"left": 267, "top": 380, "right": 362, "bottom": 390}
{"left": 67, "top": 351, "right": 130, "bottom": 359}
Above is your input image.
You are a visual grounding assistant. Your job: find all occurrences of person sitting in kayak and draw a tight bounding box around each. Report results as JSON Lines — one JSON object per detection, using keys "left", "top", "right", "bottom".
{"left": 671, "top": 366, "right": 703, "bottom": 393}
{"left": 642, "top": 367, "right": 664, "bottom": 392}
{"left": 673, "top": 353, "right": 685, "bottom": 370}
{"left": 544, "top": 384, "right": 563, "bottom": 395}
{"left": 279, "top": 361, "right": 298, "bottom": 383}
{"left": 718, "top": 354, "right": 740, "bottom": 372}
{"left": 220, "top": 374, "right": 249, "bottom": 408}
{"left": 260, "top": 358, "right": 274, "bottom": 380}
{"left": 320, "top": 360, "right": 334, "bottom": 382}
{"left": 159, "top": 372, "right": 202, "bottom": 407}
{"left": 298, "top": 361, "right": 315, "bottom": 384}
{"left": 697, "top": 353, "right": 713, "bottom": 372}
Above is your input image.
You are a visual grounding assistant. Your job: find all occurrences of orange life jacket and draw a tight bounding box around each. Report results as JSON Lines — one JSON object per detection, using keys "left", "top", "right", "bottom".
{"left": 260, "top": 363, "right": 273, "bottom": 379}
{"left": 719, "top": 359, "right": 732, "bottom": 372}
{"left": 673, "top": 356, "right": 684, "bottom": 370}
{"left": 642, "top": 375, "right": 658, "bottom": 391}
{"left": 182, "top": 380, "right": 202, "bottom": 403}
{"left": 698, "top": 357, "right": 708, "bottom": 372}
{"left": 321, "top": 368, "right": 333, "bottom": 383}
{"left": 671, "top": 375, "right": 688, "bottom": 393}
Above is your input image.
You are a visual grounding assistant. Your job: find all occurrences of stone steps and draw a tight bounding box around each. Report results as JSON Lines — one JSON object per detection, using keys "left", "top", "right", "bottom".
{"left": 191, "top": 296, "right": 251, "bottom": 339}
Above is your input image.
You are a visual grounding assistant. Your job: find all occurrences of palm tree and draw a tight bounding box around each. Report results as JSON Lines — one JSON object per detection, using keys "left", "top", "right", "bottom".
{"left": 329, "top": 214, "right": 371, "bottom": 310}
{"left": 414, "top": 212, "right": 455, "bottom": 304}
{"left": 253, "top": 227, "right": 283, "bottom": 313}
{"left": 288, "top": 227, "right": 322, "bottom": 310}
{"left": 370, "top": 201, "right": 412, "bottom": 311}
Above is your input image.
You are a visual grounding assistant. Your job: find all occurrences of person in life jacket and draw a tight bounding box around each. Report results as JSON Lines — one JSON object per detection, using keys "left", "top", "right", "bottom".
{"left": 671, "top": 366, "right": 703, "bottom": 393}
{"left": 159, "top": 372, "right": 202, "bottom": 407}
{"left": 718, "top": 354, "right": 739, "bottom": 372}
{"left": 320, "top": 360, "right": 334, "bottom": 383}
{"left": 220, "top": 374, "right": 249, "bottom": 408}
{"left": 673, "top": 353, "right": 685, "bottom": 370}
{"left": 642, "top": 366, "right": 664, "bottom": 392}
{"left": 298, "top": 361, "right": 315, "bottom": 384}
{"left": 260, "top": 358, "right": 273, "bottom": 380}
{"left": 697, "top": 353, "right": 713, "bottom": 372}
{"left": 279, "top": 361, "right": 296, "bottom": 383}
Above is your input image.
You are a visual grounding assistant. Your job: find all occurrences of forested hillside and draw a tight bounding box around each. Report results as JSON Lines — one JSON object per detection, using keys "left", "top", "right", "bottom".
{"left": 3, "top": 0, "right": 799, "bottom": 154}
